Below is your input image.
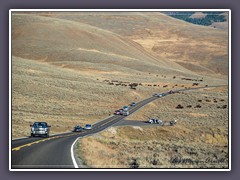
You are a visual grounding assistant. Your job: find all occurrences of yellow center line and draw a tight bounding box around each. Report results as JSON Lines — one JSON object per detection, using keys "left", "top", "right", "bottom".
{"left": 12, "top": 136, "right": 58, "bottom": 151}
{"left": 12, "top": 99, "right": 153, "bottom": 151}
{"left": 129, "top": 102, "right": 146, "bottom": 112}
{"left": 12, "top": 103, "right": 145, "bottom": 152}
{"left": 97, "top": 116, "right": 120, "bottom": 128}
{"left": 12, "top": 132, "right": 84, "bottom": 151}
{"left": 12, "top": 100, "right": 153, "bottom": 152}
{"left": 97, "top": 102, "right": 148, "bottom": 128}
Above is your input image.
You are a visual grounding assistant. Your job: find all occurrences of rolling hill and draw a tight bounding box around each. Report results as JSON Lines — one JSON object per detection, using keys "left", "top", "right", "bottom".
{"left": 12, "top": 13, "right": 190, "bottom": 75}
{"left": 35, "top": 11, "right": 228, "bottom": 75}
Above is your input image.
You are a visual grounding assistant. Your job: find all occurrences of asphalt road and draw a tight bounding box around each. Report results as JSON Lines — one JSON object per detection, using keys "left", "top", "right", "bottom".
{"left": 11, "top": 85, "right": 226, "bottom": 169}
{"left": 11, "top": 95, "right": 158, "bottom": 169}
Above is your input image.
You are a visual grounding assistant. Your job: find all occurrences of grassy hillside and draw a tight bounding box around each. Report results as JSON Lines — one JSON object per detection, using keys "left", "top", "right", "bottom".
{"left": 36, "top": 12, "right": 228, "bottom": 75}
{"left": 12, "top": 13, "right": 189, "bottom": 75}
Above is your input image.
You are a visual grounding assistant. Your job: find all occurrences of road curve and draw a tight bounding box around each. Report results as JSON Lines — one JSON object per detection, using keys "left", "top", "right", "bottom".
{"left": 11, "top": 85, "right": 227, "bottom": 169}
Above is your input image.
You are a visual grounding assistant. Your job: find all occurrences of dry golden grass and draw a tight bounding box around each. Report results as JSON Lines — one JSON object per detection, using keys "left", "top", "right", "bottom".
{"left": 78, "top": 124, "right": 228, "bottom": 168}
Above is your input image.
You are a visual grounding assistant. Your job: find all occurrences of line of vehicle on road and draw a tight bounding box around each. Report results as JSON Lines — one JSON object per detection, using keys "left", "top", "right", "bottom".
{"left": 28, "top": 90, "right": 174, "bottom": 139}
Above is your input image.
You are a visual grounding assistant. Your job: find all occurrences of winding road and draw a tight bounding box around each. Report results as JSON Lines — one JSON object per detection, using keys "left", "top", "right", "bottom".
{"left": 11, "top": 85, "right": 226, "bottom": 169}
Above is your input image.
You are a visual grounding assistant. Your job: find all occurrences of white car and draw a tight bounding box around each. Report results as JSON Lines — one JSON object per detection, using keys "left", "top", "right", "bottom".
{"left": 122, "top": 110, "right": 129, "bottom": 116}
{"left": 153, "top": 93, "right": 163, "bottom": 97}
{"left": 123, "top": 106, "right": 129, "bottom": 111}
{"left": 84, "top": 124, "right": 92, "bottom": 130}
{"left": 30, "top": 122, "right": 51, "bottom": 138}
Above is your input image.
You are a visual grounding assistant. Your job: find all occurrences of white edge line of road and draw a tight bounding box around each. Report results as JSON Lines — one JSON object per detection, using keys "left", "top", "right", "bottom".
{"left": 71, "top": 137, "right": 80, "bottom": 168}
{"left": 70, "top": 133, "right": 103, "bottom": 169}
{"left": 71, "top": 119, "right": 130, "bottom": 169}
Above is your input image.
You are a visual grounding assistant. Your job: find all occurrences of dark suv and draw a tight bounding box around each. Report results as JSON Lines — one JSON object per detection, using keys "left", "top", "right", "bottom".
{"left": 30, "top": 122, "right": 51, "bottom": 138}
{"left": 73, "top": 125, "right": 83, "bottom": 132}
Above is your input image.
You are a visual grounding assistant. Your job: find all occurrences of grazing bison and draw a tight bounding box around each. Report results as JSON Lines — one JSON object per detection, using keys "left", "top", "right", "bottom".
{"left": 176, "top": 104, "right": 184, "bottom": 109}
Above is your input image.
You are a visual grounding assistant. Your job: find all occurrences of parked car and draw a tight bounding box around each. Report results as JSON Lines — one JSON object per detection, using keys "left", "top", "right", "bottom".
{"left": 73, "top": 125, "right": 83, "bottom": 132}
{"left": 30, "top": 122, "right": 51, "bottom": 138}
{"left": 148, "top": 119, "right": 164, "bottom": 125}
{"left": 84, "top": 124, "right": 92, "bottom": 130}
{"left": 130, "top": 102, "right": 136, "bottom": 106}
{"left": 170, "top": 120, "right": 177, "bottom": 126}
{"left": 153, "top": 93, "right": 159, "bottom": 97}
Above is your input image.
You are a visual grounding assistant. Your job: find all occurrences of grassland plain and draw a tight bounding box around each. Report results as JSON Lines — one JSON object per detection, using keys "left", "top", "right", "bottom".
{"left": 12, "top": 12, "right": 228, "bottom": 169}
